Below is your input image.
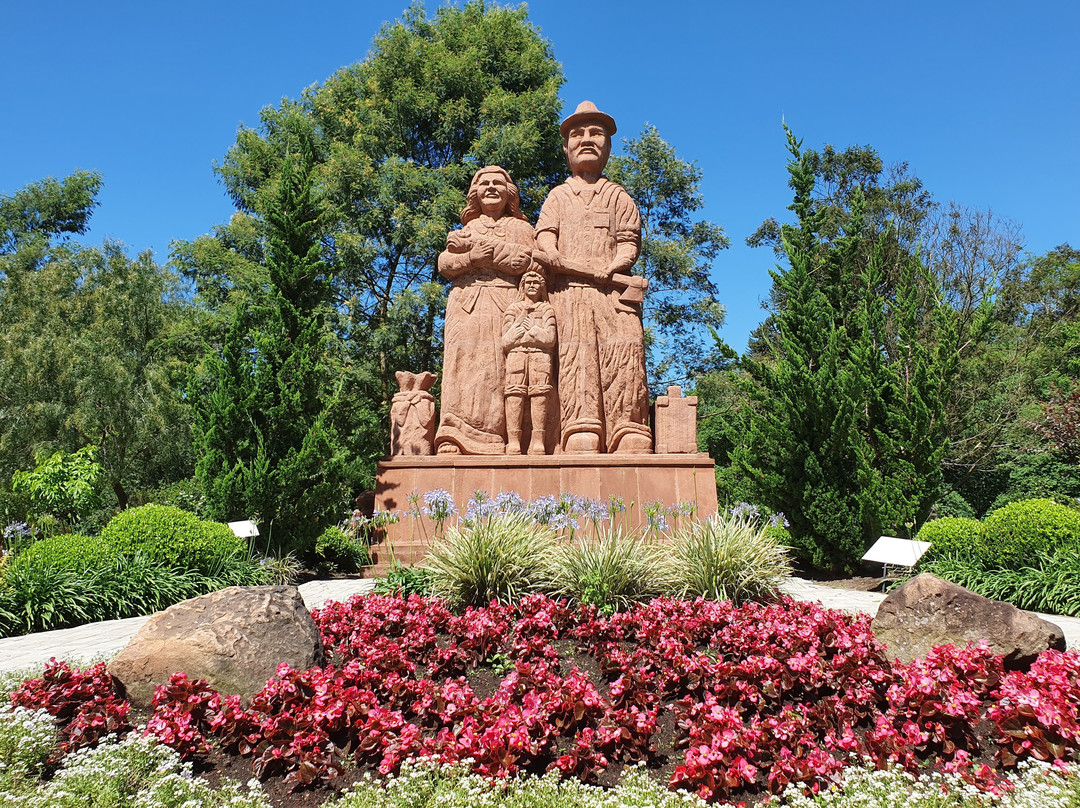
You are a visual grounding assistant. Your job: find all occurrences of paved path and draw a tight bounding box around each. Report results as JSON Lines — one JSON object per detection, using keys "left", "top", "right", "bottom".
{"left": 0, "top": 579, "right": 377, "bottom": 674}
{"left": 1, "top": 577, "right": 1076, "bottom": 674}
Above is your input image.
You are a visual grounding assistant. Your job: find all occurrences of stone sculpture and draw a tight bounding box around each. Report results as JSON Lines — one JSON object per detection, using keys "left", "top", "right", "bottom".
{"left": 435, "top": 166, "right": 535, "bottom": 455}
{"left": 534, "top": 101, "right": 652, "bottom": 454}
{"left": 654, "top": 386, "right": 699, "bottom": 454}
{"left": 390, "top": 370, "right": 437, "bottom": 456}
{"left": 502, "top": 270, "right": 557, "bottom": 455}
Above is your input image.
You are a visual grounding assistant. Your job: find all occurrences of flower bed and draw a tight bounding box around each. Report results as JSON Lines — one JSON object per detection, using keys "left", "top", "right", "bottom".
{"left": 7, "top": 594, "right": 1080, "bottom": 805}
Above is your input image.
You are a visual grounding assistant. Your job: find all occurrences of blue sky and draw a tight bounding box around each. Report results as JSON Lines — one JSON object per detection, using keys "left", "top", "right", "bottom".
{"left": 2, "top": 0, "right": 1077, "bottom": 352}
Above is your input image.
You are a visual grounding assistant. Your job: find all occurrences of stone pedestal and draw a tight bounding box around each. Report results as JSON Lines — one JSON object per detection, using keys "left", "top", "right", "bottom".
{"left": 370, "top": 454, "right": 717, "bottom": 570}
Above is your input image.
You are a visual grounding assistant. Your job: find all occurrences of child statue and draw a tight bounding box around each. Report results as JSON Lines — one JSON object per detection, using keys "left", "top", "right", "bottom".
{"left": 501, "top": 270, "right": 557, "bottom": 455}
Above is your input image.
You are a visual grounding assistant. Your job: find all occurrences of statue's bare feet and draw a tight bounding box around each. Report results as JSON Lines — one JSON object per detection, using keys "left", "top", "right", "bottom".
{"left": 437, "top": 442, "right": 461, "bottom": 455}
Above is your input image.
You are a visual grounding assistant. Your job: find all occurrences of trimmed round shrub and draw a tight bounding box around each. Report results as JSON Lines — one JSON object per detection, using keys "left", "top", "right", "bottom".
{"left": 314, "top": 526, "right": 368, "bottom": 574}
{"left": 99, "top": 505, "right": 246, "bottom": 576}
{"left": 982, "top": 498, "right": 1080, "bottom": 566}
{"left": 12, "top": 534, "right": 117, "bottom": 573}
{"left": 916, "top": 517, "right": 985, "bottom": 561}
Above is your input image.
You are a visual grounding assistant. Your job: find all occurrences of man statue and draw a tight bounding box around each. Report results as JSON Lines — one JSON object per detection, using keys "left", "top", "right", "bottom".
{"left": 534, "top": 101, "right": 652, "bottom": 454}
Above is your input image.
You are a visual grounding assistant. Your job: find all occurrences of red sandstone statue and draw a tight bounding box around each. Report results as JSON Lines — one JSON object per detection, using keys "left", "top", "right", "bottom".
{"left": 501, "top": 270, "right": 557, "bottom": 455}
{"left": 434, "top": 166, "right": 535, "bottom": 455}
{"left": 389, "top": 371, "right": 437, "bottom": 456}
{"left": 534, "top": 101, "right": 653, "bottom": 454}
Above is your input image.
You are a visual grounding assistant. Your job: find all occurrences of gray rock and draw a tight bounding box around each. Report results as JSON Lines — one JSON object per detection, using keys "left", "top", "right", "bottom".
{"left": 871, "top": 573, "right": 1066, "bottom": 670}
{"left": 108, "top": 586, "right": 325, "bottom": 706}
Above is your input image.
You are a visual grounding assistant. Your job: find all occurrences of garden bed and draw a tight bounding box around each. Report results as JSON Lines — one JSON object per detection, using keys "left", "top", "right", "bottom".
{"left": 8, "top": 593, "right": 1080, "bottom": 806}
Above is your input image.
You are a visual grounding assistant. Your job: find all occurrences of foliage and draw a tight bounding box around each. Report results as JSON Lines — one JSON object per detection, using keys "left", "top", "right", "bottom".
{"left": 0, "top": 559, "right": 94, "bottom": 635}
{"left": 178, "top": 1, "right": 567, "bottom": 481}
{"left": 0, "top": 170, "right": 102, "bottom": 255}
{"left": 670, "top": 513, "right": 793, "bottom": 604}
{"left": 135, "top": 477, "right": 206, "bottom": 515}
{"left": 916, "top": 517, "right": 985, "bottom": 560}
{"left": 0, "top": 706, "right": 56, "bottom": 784}
{"left": 0, "top": 548, "right": 272, "bottom": 638}
{"left": 730, "top": 126, "right": 956, "bottom": 572}
{"left": 99, "top": 504, "right": 246, "bottom": 576}
{"left": 194, "top": 142, "right": 350, "bottom": 556}
{"left": 0, "top": 217, "right": 196, "bottom": 512}
{"left": 11, "top": 533, "right": 116, "bottom": 573}
{"left": 327, "top": 759, "right": 707, "bottom": 808}
{"left": 767, "top": 759, "right": 1080, "bottom": 807}
{"left": 9, "top": 660, "right": 130, "bottom": 757}
{"left": 374, "top": 562, "right": 433, "bottom": 598}
{"left": 981, "top": 498, "right": 1080, "bottom": 567}
{"left": 425, "top": 513, "right": 556, "bottom": 608}
{"left": 934, "top": 490, "right": 977, "bottom": 519}
{"left": 984, "top": 453, "right": 1080, "bottom": 514}
{"left": 922, "top": 547, "right": 1080, "bottom": 617}
{"left": 0, "top": 730, "right": 271, "bottom": 807}
{"left": 314, "top": 526, "right": 369, "bottom": 574}
{"left": 10, "top": 445, "right": 104, "bottom": 528}
{"left": 605, "top": 125, "right": 728, "bottom": 386}
{"left": 547, "top": 527, "right": 676, "bottom": 613}
{"left": 256, "top": 553, "right": 304, "bottom": 586}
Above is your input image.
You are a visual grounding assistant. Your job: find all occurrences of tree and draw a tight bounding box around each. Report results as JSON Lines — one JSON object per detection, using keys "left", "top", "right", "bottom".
{"left": 605, "top": 125, "right": 728, "bottom": 387}
{"left": 1, "top": 170, "right": 102, "bottom": 256}
{"left": 195, "top": 144, "right": 349, "bottom": 555}
{"left": 731, "top": 127, "right": 956, "bottom": 572}
{"left": 177, "top": 2, "right": 566, "bottom": 474}
{"left": 1, "top": 174, "right": 195, "bottom": 515}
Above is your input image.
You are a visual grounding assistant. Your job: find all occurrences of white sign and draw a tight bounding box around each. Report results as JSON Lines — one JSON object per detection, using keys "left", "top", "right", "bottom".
{"left": 862, "top": 535, "right": 931, "bottom": 568}
{"left": 228, "top": 520, "right": 260, "bottom": 538}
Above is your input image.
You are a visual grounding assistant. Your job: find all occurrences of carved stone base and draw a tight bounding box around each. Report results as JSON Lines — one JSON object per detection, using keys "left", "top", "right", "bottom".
{"left": 369, "top": 454, "right": 718, "bottom": 571}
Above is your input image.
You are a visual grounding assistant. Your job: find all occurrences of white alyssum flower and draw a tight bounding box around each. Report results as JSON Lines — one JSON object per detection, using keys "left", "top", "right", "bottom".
{"left": 0, "top": 705, "right": 56, "bottom": 780}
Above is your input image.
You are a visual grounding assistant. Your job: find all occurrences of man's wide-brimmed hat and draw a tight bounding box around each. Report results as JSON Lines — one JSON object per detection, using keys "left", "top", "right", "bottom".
{"left": 560, "top": 100, "right": 617, "bottom": 139}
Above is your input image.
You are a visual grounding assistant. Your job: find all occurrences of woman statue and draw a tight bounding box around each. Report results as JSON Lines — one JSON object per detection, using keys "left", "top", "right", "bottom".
{"left": 435, "top": 166, "right": 535, "bottom": 455}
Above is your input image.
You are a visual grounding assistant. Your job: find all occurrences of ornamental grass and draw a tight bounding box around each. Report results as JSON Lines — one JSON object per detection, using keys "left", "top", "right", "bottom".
{"left": 671, "top": 512, "right": 793, "bottom": 604}
{"left": 425, "top": 512, "right": 557, "bottom": 608}
{"left": 547, "top": 526, "right": 678, "bottom": 613}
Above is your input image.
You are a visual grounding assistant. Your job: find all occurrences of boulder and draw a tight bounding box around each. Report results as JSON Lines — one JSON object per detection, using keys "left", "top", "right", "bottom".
{"left": 871, "top": 573, "right": 1066, "bottom": 670}
{"left": 108, "top": 586, "right": 325, "bottom": 706}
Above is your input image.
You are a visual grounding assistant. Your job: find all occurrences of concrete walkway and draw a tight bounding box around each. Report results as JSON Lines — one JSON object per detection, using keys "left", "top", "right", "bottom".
{"left": 1, "top": 577, "right": 1076, "bottom": 674}
{"left": 0, "top": 579, "right": 377, "bottom": 674}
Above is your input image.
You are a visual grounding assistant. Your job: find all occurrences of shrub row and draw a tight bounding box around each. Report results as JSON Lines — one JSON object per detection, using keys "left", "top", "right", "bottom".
{"left": 917, "top": 498, "right": 1080, "bottom": 615}
{"left": 0, "top": 505, "right": 271, "bottom": 637}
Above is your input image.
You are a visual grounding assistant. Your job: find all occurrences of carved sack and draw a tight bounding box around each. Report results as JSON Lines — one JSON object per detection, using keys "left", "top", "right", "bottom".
{"left": 390, "top": 371, "right": 437, "bottom": 456}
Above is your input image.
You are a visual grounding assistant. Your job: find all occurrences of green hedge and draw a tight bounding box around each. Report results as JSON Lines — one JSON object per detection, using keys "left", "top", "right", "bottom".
{"left": 916, "top": 517, "right": 984, "bottom": 559}
{"left": 100, "top": 504, "right": 245, "bottom": 576}
{"left": 982, "top": 498, "right": 1080, "bottom": 566}
{"left": 12, "top": 534, "right": 117, "bottom": 573}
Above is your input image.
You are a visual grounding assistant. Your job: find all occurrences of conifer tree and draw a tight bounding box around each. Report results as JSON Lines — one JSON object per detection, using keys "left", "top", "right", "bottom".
{"left": 733, "top": 127, "right": 956, "bottom": 572}
{"left": 195, "top": 142, "right": 348, "bottom": 554}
